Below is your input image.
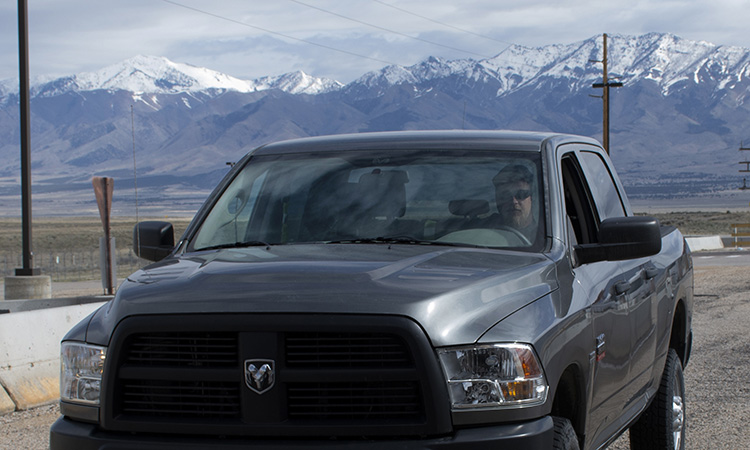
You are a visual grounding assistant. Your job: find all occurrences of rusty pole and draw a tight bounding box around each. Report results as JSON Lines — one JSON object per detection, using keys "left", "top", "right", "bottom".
{"left": 93, "top": 177, "right": 115, "bottom": 295}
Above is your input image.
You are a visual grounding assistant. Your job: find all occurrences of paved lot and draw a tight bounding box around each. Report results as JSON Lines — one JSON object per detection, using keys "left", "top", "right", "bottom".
{"left": 693, "top": 249, "right": 750, "bottom": 267}
{"left": 2, "top": 262, "right": 749, "bottom": 449}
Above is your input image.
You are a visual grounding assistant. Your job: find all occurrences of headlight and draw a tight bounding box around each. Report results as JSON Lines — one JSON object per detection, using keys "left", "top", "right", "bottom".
{"left": 437, "top": 343, "right": 548, "bottom": 409}
{"left": 60, "top": 342, "right": 107, "bottom": 405}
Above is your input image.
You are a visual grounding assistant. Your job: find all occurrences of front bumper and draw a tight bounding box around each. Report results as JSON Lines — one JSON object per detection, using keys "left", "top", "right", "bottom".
{"left": 50, "top": 416, "right": 554, "bottom": 450}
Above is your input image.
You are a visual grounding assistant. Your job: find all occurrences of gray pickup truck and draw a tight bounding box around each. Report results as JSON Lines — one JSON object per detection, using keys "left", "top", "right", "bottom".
{"left": 51, "top": 130, "right": 693, "bottom": 450}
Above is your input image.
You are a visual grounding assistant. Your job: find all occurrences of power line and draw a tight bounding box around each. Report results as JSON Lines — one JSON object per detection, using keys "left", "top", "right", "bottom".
{"left": 287, "top": 0, "right": 493, "bottom": 59}
{"left": 161, "top": 0, "right": 399, "bottom": 67}
{"left": 370, "top": 0, "right": 514, "bottom": 47}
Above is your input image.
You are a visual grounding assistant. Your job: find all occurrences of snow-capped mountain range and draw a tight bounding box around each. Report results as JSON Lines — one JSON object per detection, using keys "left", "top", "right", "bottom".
{"left": 0, "top": 55, "right": 343, "bottom": 99}
{"left": 350, "top": 32, "right": 750, "bottom": 97}
{"left": 3, "top": 33, "right": 748, "bottom": 100}
{"left": 1, "top": 32, "right": 750, "bottom": 215}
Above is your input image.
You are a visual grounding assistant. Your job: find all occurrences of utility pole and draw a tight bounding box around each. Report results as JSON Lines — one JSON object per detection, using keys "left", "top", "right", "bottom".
{"left": 17, "top": 0, "right": 38, "bottom": 276}
{"left": 591, "top": 33, "right": 623, "bottom": 154}
{"left": 5, "top": 0, "right": 50, "bottom": 301}
{"left": 740, "top": 142, "right": 750, "bottom": 190}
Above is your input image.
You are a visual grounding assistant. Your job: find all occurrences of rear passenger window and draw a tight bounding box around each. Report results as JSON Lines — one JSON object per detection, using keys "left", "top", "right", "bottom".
{"left": 577, "top": 151, "right": 625, "bottom": 221}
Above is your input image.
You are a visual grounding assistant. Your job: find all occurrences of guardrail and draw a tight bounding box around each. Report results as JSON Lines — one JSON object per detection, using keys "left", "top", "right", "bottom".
{"left": 730, "top": 223, "right": 750, "bottom": 247}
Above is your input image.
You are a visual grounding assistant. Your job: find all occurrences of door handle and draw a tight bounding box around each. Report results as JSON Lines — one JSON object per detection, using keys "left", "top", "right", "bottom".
{"left": 614, "top": 280, "right": 630, "bottom": 296}
{"left": 645, "top": 267, "right": 659, "bottom": 279}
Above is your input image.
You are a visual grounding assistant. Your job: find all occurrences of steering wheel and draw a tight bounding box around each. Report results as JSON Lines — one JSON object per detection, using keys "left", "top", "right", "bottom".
{"left": 494, "top": 226, "right": 532, "bottom": 246}
{"left": 437, "top": 227, "right": 531, "bottom": 247}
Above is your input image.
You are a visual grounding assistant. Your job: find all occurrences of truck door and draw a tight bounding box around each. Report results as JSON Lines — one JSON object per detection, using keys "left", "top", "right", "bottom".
{"left": 575, "top": 150, "right": 659, "bottom": 411}
{"left": 559, "top": 151, "right": 632, "bottom": 447}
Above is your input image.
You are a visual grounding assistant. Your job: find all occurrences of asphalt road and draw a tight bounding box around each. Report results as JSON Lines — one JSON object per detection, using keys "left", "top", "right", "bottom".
{"left": 692, "top": 249, "right": 750, "bottom": 266}
{"left": 2, "top": 261, "right": 749, "bottom": 449}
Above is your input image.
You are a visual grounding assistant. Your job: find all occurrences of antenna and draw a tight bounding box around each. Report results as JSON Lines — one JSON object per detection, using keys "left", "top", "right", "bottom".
{"left": 131, "top": 105, "right": 141, "bottom": 248}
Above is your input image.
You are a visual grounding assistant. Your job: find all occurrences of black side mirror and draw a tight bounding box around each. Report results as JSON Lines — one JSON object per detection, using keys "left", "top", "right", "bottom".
{"left": 133, "top": 221, "right": 174, "bottom": 262}
{"left": 576, "top": 216, "right": 661, "bottom": 264}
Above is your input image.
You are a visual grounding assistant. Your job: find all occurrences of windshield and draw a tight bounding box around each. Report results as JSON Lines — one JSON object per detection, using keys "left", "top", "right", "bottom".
{"left": 190, "top": 150, "right": 544, "bottom": 251}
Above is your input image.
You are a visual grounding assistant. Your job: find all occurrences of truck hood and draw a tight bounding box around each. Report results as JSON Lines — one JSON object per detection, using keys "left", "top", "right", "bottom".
{"left": 87, "top": 244, "right": 557, "bottom": 347}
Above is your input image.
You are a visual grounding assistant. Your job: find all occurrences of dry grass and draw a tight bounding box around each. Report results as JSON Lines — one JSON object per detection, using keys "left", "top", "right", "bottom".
{"left": 0, "top": 217, "right": 192, "bottom": 254}
{"left": 0, "top": 217, "right": 192, "bottom": 281}
{"left": 643, "top": 211, "right": 750, "bottom": 236}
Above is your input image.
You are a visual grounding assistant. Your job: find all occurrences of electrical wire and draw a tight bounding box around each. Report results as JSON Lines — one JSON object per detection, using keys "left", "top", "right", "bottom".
{"left": 370, "top": 0, "right": 515, "bottom": 46}
{"left": 161, "top": 0, "right": 399, "bottom": 66}
{"left": 287, "top": 0, "right": 493, "bottom": 59}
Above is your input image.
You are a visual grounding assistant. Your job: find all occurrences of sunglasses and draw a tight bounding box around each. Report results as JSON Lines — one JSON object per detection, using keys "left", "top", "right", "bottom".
{"left": 498, "top": 189, "right": 531, "bottom": 202}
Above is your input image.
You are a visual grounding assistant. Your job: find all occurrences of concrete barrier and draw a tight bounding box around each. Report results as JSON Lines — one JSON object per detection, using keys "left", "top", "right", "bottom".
{"left": 685, "top": 235, "right": 725, "bottom": 252}
{"left": 1, "top": 383, "right": 14, "bottom": 414}
{"left": 0, "top": 299, "right": 107, "bottom": 414}
{"left": 3, "top": 275, "right": 52, "bottom": 300}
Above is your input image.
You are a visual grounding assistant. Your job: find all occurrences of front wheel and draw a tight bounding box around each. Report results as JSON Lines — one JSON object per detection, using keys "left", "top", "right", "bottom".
{"left": 552, "top": 416, "right": 580, "bottom": 450}
{"left": 629, "top": 348, "right": 686, "bottom": 450}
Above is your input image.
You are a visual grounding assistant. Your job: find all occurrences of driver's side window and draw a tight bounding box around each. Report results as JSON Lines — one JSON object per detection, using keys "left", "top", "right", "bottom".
{"left": 561, "top": 154, "right": 598, "bottom": 246}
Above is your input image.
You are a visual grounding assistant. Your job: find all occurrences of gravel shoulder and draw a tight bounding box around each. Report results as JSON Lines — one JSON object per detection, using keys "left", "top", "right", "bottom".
{"left": 2, "top": 264, "right": 748, "bottom": 449}
{"left": 609, "top": 264, "right": 750, "bottom": 449}
{"left": 0, "top": 403, "right": 59, "bottom": 450}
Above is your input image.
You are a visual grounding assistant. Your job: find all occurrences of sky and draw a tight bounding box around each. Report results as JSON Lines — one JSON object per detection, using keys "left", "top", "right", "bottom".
{"left": 1, "top": 0, "right": 750, "bottom": 85}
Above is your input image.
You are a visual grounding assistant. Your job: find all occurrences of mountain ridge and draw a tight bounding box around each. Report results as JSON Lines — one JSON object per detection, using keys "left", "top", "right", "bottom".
{"left": 0, "top": 55, "right": 344, "bottom": 99}
{"left": 4, "top": 32, "right": 750, "bottom": 100}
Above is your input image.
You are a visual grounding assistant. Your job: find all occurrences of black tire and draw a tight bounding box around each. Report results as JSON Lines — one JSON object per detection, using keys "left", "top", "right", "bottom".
{"left": 552, "top": 416, "right": 580, "bottom": 450}
{"left": 630, "top": 348, "right": 686, "bottom": 450}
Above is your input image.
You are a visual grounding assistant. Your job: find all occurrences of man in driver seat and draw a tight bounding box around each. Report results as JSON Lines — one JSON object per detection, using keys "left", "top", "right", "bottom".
{"left": 488, "top": 164, "right": 538, "bottom": 243}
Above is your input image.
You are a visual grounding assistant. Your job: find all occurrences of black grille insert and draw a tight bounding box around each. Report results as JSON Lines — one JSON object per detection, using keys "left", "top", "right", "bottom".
{"left": 285, "top": 332, "right": 412, "bottom": 368}
{"left": 288, "top": 381, "right": 422, "bottom": 419}
{"left": 125, "top": 332, "right": 237, "bottom": 367}
{"left": 121, "top": 380, "right": 241, "bottom": 418}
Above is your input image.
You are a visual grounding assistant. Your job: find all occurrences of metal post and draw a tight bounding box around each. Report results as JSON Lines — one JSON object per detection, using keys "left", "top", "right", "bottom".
{"left": 16, "top": 0, "right": 39, "bottom": 276}
{"left": 93, "top": 177, "right": 115, "bottom": 295}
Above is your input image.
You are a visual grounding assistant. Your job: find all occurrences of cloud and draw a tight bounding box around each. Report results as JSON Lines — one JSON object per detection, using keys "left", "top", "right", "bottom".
{"left": 1, "top": 0, "right": 749, "bottom": 83}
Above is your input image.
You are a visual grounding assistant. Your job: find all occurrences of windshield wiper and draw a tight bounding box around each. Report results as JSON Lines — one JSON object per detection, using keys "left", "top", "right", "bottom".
{"left": 327, "top": 236, "right": 478, "bottom": 248}
{"left": 197, "top": 240, "right": 272, "bottom": 251}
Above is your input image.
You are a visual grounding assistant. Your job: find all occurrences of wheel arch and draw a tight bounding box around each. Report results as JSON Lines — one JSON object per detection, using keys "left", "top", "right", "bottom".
{"left": 551, "top": 363, "right": 586, "bottom": 445}
{"left": 670, "top": 298, "right": 691, "bottom": 367}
